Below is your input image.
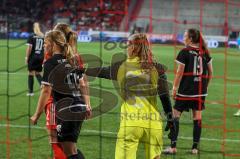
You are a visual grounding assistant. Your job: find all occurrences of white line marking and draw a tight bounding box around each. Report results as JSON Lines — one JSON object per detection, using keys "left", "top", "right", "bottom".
{"left": 0, "top": 124, "right": 239, "bottom": 143}
{"left": 0, "top": 72, "right": 239, "bottom": 86}
{"left": 0, "top": 72, "right": 29, "bottom": 75}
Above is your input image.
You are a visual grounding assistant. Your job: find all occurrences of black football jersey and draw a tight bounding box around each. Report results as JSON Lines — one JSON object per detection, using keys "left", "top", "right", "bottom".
{"left": 26, "top": 33, "right": 44, "bottom": 59}
{"left": 42, "top": 54, "right": 84, "bottom": 103}
{"left": 176, "top": 46, "right": 212, "bottom": 97}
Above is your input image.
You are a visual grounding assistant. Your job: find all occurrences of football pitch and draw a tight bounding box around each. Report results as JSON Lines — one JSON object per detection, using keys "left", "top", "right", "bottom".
{"left": 0, "top": 39, "right": 240, "bottom": 159}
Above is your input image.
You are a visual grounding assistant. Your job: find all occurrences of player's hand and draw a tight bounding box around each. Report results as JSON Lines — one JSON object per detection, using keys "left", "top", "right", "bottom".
{"left": 165, "top": 120, "right": 176, "bottom": 140}
{"left": 30, "top": 114, "right": 39, "bottom": 125}
{"left": 165, "top": 120, "right": 173, "bottom": 131}
{"left": 86, "top": 105, "right": 92, "bottom": 119}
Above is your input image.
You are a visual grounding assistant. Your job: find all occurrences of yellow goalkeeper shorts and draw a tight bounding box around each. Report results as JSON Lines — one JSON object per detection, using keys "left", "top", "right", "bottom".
{"left": 115, "top": 126, "right": 163, "bottom": 159}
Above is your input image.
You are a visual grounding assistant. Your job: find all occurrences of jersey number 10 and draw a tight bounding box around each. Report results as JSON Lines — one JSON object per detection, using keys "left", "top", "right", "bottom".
{"left": 35, "top": 38, "right": 43, "bottom": 54}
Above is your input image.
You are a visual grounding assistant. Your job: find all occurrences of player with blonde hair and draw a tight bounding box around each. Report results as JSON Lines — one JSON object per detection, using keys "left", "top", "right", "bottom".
{"left": 115, "top": 33, "right": 163, "bottom": 159}
{"left": 42, "top": 23, "right": 90, "bottom": 159}
{"left": 31, "top": 30, "right": 91, "bottom": 159}
{"left": 25, "top": 22, "right": 44, "bottom": 96}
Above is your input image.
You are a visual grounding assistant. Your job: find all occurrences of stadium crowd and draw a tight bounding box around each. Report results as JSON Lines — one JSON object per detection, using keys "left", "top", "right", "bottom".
{"left": 0, "top": 0, "right": 126, "bottom": 33}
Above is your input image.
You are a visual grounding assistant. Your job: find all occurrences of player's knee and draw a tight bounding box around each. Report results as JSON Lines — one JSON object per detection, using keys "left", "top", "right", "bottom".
{"left": 173, "top": 109, "right": 181, "bottom": 118}
{"left": 173, "top": 117, "right": 180, "bottom": 122}
{"left": 193, "top": 117, "right": 202, "bottom": 120}
{"left": 35, "top": 71, "right": 41, "bottom": 75}
{"left": 48, "top": 136, "right": 57, "bottom": 143}
{"left": 61, "top": 142, "right": 77, "bottom": 157}
{"left": 47, "top": 130, "right": 58, "bottom": 143}
{"left": 193, "top": 111, "right": 202, "bottom": 120}
{"left": 28, "top": 71, "right": 34, "bottom": 76}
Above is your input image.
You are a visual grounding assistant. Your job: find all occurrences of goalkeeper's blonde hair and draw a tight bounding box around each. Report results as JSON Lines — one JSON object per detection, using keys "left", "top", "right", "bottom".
{"left": 128, "top": 33, "right": 153, "bottom": 71}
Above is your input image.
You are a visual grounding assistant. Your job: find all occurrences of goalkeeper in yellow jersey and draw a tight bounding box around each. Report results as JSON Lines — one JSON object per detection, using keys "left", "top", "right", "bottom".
{"left": 115, "top": 33, "right": 162, "bottom": 159}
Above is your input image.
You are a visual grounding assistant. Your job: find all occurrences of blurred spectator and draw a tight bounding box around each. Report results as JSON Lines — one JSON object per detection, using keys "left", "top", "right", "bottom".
{"left": 1, "top": 0, "right": 125, "bottom": 32}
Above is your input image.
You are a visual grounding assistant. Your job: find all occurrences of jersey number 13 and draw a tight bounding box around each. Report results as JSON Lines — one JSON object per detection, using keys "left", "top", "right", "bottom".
{"left": 193, "top": 56, "right": 203, "bottom": 75}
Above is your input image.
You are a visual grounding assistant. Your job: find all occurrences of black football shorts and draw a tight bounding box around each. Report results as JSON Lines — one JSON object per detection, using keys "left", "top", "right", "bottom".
{"left": 28, "top": 56, "right": 44, "bottom": 72}
{"left": 174, "top": 96, "right": 206, "bottom": 112}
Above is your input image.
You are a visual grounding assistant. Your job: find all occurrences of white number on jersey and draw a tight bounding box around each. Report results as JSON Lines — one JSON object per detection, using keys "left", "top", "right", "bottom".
{"left": 193, "top": 56, "right": 203, "bottom": 75}
{"left": 35, "top": 38, "right": 43, "bottom": 54}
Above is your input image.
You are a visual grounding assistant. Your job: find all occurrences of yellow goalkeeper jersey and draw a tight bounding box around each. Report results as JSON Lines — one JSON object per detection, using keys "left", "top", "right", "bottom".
{"left": 117, "top": 57, "right": 162, "bottom": 130}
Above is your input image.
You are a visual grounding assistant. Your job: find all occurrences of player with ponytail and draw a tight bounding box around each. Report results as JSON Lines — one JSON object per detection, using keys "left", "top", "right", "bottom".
{"left": 31, "top": 30, "right": 90, "bottom": 159}
{"left": 42, "top": 23, "right": 90, "bottom": 159}
{"left": 164, "top": 28, "right": 213, "bottom": 154}
{"left": 25, "top": 22, "right": 44, "bottom": 96}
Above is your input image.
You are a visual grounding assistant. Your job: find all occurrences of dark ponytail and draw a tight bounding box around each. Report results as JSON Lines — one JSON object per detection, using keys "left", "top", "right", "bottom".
{"left": 187, "top": 28, "right": 209, "bottom": 55}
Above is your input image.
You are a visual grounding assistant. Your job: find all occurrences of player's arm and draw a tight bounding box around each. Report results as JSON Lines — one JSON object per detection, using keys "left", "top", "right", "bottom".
{"left": 207, "top": 60, "right": 213, "bottom": 87}
{"left": 157, "top": 69, "right": 174, "bottom": 134}
{"left": 30, "top": 85, "right": 52, "bottom": 124}
{"left": 157, "top": 67, "right": 178, "bottom": 139}
{"left": 172, "top": 63, "right": 185, "bottom": 98}
{"left": 30, "top": 61, "right": 53, "bottom": 124}
{"left": 83, "top": 75, "right": 90, "bottom": 104}
{"left": 155, "top": 63, "right": 172, "bottom": 116}
{"left": 25, "top": 36, "right": 33, "bottom": 64}
{"left": 85, "top": 66, "right": 111, "bottom": 79}
{"left": 85, "top": 61, "right": 123, "bottom": 80}
{"left": 79, "top": 76, "right": 92, "bottom": 119}
{"left": 158, "top": 74, "right": 172, "bottom": 114}
{"left": 25, "top": 45, "right": 32, "bottom": 64}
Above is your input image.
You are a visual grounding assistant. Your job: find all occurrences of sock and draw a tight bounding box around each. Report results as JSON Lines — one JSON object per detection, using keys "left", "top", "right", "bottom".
{"left": 52, "top": 143, "right": 67, "bottom": 159}
{"left": 35, "top": 74, "right": 42, "bottom": 85}
{"left": 28, "top": 75, "right": 34, "bottom": 93}
{"left": 171, "top": 118, "right": 179, "bottom": 148}
{"left": 192, "top": 120, "right": 202, "bottom": 149}
{"left": 77, "top": 149, "right": 85, "bottom": 159}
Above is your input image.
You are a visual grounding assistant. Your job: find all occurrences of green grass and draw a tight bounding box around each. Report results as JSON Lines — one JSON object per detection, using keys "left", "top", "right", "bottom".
{"left": 0, "top": 39, "right": 240, "bottom": 159}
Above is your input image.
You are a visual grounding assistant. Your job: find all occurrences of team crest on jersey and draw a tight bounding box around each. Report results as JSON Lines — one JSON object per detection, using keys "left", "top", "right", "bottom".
{"left": 56, "top": 124, "right": 62, "bottom": 133}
